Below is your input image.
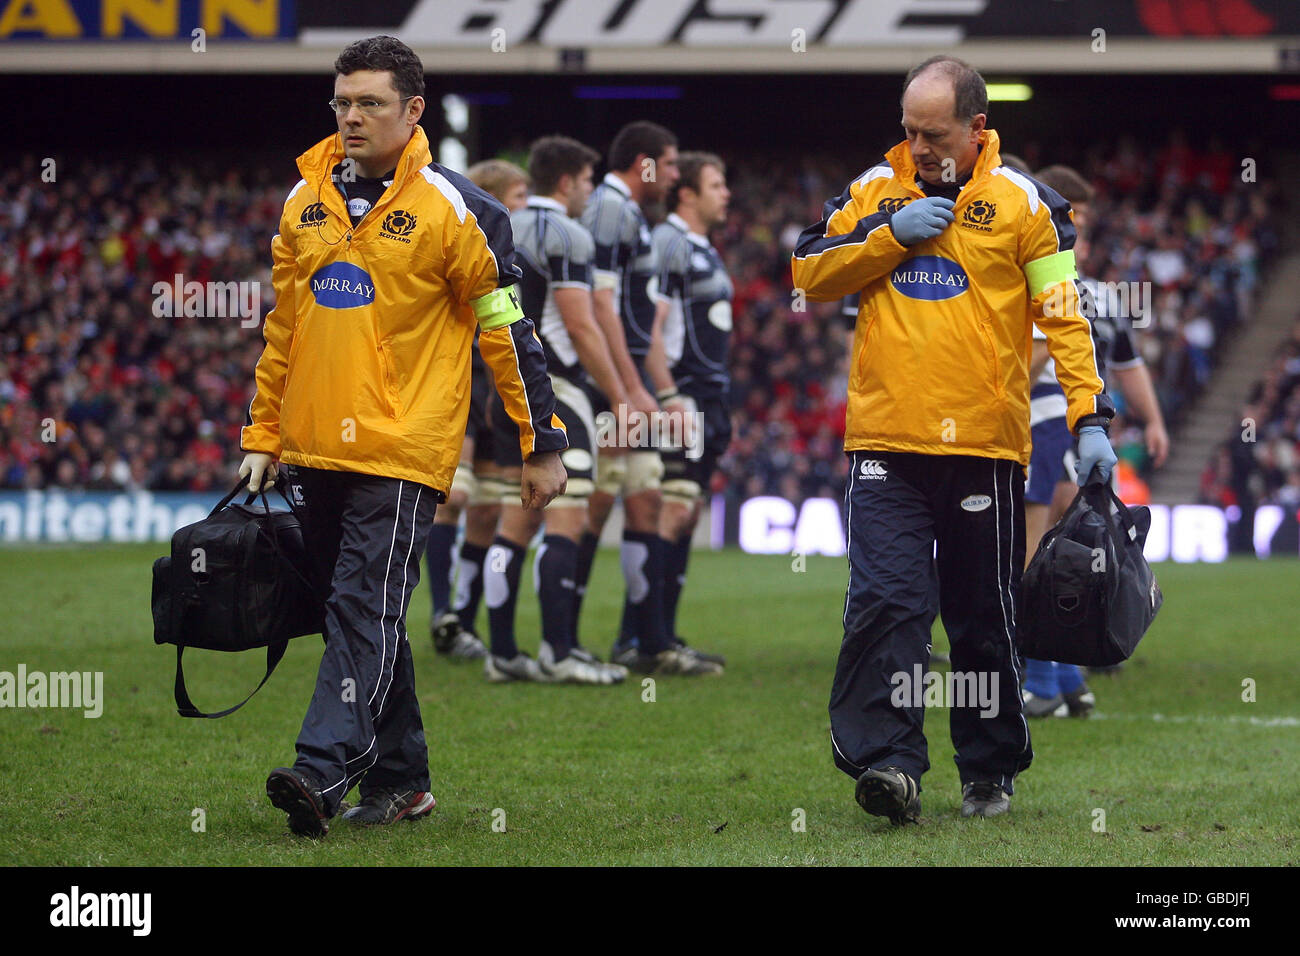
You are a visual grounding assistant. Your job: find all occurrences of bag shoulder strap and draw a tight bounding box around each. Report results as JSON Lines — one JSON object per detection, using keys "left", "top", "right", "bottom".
{"left": 174, "top": 639, "right": 289, "bottom": 719}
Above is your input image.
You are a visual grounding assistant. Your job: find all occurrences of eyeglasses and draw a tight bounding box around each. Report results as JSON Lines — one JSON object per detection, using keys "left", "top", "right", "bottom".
{"left": 328, "top": 96, "right": 415, "bottom": 117}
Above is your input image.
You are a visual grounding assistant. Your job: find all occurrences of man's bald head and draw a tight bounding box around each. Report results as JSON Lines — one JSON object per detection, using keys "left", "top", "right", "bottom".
{"left": 899, "top": 55, "right": 988, "bottom": 185}
{"left": 901, "top": 56, "right": 987, "bottom": 122}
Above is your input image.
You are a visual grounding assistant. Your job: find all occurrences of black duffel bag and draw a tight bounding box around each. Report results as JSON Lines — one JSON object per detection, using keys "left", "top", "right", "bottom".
{"left": 1017, "top": 473, "right": 1164, "bottom": 666}
{"left": 151, "top": 475, "right": 324, "bottom": 718}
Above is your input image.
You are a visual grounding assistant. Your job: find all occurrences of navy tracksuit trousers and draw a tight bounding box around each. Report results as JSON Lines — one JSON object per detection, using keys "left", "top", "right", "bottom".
{"left": 282, "top": 464, "right": 438, "bottom": 815}
{"left": 830, "top": 451, "right": 1033, "bottom": 794}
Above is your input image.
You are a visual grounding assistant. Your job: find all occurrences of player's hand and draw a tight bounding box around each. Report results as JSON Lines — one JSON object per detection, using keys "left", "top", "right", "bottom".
{"left": 890, "top": 197, "right": 955, "bottom": 246}
{"left": 520, "top": 450, "right": 567, "bottom": 510}
{"left": 660, "top": 391, "right": 699, "bottom": 454}
{"left": 1145, "top": 420, "right": 1170, "bottom": 468}
{"left": 239, "top": 452, "right": 277, "bottom": 494}
{"left": 1076, "top": 426, "right": 1117, "bottom": 486}
{"left": 628, "top": 383, "right": 659, "bottom": 420}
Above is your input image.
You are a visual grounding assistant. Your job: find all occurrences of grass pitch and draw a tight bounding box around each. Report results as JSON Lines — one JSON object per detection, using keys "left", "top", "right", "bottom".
{"left": 0, "top": 545, "right": 1296, "bottom": 866}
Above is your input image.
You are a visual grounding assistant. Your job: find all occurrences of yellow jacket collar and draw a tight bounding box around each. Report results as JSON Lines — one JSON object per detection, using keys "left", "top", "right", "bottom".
{"left": 297, "top": 124, "right": 433, "bottom": 186}
{"left": 886, "top": 128, "right": 1003, "bottom": 192}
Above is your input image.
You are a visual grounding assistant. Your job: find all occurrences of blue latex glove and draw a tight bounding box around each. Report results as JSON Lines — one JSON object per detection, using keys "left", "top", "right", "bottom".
{"left": 889, "top": 197, "right": 955, "bottom": 246}
{"left": 1076, "top": 425, "right": 1117, "bottom": 486}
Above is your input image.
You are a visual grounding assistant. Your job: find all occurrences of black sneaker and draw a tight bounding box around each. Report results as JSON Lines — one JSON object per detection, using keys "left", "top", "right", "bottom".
{"left": 341, "top": 789, "right": 436, "bottom": 825}
{"left": 961, "top": 781, "right": 1011, "bottom": 818}
{"left": 266, "top": 767, "right": 330, "bottom": 838}
{"left": 613, "top": 646, "right": 723, "bottom": 676}
{"left": 854, "top": 766, "right": 921, "bottom": 825}
{"left": 1063, "top": 685, "right": 1096, "bottom": 717}
{"left": 671, "top": 636, "right": 726, "bottom": 666}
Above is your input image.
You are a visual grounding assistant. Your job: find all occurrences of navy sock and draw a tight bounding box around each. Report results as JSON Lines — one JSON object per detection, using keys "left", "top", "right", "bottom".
{"left": 536, "top": 535, "right": 577, "bottom": 660}
{"left": 454, "top": 542, "right": 487, "bottom": 633}
{"left": 572, "top": 530, "right": 600, "bottom": 643}
{"left": 425, "top": 522, "right": 457, "bottom": 615}
{"left": 1056, "top": 662, "right": 1085, "bottom": 695}
{"left": 662, "top": 533, "right": 692, "bottom": 641}
{"left": 485, "top": 537, "right": 525, "bottom": 659}
{"left": 622, "top": 530, "right": 668, "bottom": 655}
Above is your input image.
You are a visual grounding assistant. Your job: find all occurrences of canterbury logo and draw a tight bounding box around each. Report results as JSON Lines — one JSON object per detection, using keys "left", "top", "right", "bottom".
{"left": 300, "top": 202, "right": 327, "bottom": 224}
{"left": 877, "top": 197, "right": 910, "bottom": 215}
{"left": 859, "top": 459, "right": 887, "bottom": 480}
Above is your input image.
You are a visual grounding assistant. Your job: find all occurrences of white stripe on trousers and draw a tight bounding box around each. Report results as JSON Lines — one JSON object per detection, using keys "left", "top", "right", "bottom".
{"left": 992, "top": 460, "right": 1030, "bottom": 791}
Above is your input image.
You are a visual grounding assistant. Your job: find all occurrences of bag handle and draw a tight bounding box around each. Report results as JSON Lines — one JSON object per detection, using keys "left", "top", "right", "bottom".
{"left": 174, "top": 639, "right": 288, "bottom": 719}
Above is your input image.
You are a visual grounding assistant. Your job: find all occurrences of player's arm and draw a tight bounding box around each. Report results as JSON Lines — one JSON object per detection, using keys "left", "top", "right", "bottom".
{"left": 1107, "top": 317, "right": 1169, "bottom": 465}
{"left": 644, "top": 294, "right": 675, "bottom": 395}
{"left": 1022, "top": 190, "right": 1115, "bottom": 433}
{"left": 553, "top": 287, "right": 628, "bottom": 410}
{"left": 591, "top": 277, "right": 657, "bottom": 417}
{"left": 449, "top": 194, "right": 568, "bottom": 506}
{"left": 791, "top": 173, "right": 911, "bottom": 301}
{"left": 239, "top": 215, "right": 296, "bottom": 490}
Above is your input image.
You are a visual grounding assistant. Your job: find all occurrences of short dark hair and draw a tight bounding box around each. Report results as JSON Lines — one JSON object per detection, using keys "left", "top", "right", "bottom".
{"left": 334, "top": 35, "right": 425, "bottom": 101}
{"left": 669, "top": 151, "right": 725, "bottom": 212}
{"left": 1035, "top": 165, "right": 1095, "bottom": 205}
{"left": 607, "top": 121, "right": 677, "bottom": 174}
{"left": 901, "top": 55, "right": 987, "bottom": 122}
{"left": 528, "top": 135, "right": 600, "bottom": 196}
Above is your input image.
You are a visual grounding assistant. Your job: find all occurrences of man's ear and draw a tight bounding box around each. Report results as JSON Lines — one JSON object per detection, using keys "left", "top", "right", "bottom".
{"left": 407, "top": 95, "right": 425, "bottom": 126}
{"left": 970, "top": 112, "right": 987, "bottom": 140}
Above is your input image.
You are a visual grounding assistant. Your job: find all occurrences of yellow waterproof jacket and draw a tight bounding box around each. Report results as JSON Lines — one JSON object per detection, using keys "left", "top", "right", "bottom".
{"left": 792, "top": 129, "right": 1112, "bottom": 465}
{"left": 241, "top": 126, "right": 566, "bottom": 494}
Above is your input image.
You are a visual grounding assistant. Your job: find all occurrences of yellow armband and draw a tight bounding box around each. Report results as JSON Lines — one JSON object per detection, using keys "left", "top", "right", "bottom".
{"left": 1024, "top": 250, "right": 1077, "bottom": 295}
{"left": 471, "top": 286, "right": 525, "bottom": 331}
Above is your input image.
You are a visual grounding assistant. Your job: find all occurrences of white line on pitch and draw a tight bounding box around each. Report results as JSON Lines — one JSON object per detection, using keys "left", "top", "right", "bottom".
{"left": 1090, "top": 713, "right": 1300, "bottom": 728}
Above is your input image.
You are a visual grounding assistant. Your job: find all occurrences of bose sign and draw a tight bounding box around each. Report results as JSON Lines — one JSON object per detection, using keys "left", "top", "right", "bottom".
{"left": 734, "top": 496, "right": 1299, "bottom": 563}
{"left": 303, "top": 0, "right": 988, "bottom": 47}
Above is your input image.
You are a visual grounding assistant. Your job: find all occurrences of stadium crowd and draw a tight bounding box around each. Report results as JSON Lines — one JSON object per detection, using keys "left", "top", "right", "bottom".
{"left": 0, "top": 133, "right": 1284, "bottom": 508}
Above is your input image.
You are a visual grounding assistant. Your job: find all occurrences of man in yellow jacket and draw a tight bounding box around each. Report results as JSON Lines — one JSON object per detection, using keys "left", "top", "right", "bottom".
{"left": 792, "top": 56, "right": 1116, "bottom": 824}
{"left": 238, "top": 36, "right": 568, "bottom": 837}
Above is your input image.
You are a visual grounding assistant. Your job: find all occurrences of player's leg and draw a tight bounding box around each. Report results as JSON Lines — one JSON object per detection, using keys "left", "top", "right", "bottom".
{"left": 933, "top": 456, "right": 1032, "bottom": 817}
{"left": 658, "top": 392, "right": 729, "bottom": 665}
{"left": 531, "top": 384, "right": 626, "bottom": 684}
{"left": 427, "top": 445, "right": 473, "bottom": 656}
{"left": 286, "top": 471, "right": 437, "bottom": 824}
{"left": 831, "top": 452, "right": 937, "bottom": 823}
{"left": 573, "top": 385, "right": 619, "bottom": 642}
{"left": 614, "top": 454, "right": 669, "bottom": 659}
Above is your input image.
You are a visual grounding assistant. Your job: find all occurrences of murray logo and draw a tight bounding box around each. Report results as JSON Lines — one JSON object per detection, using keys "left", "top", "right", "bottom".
{"left": 298, "top": 202, "right": 327, "bottom": 228}
{"left": 961, "top": 200, "right": 996, "bottom": 231}
{"left": 877, "top": 197, "right": 911, "bottom": 215}
{"left": 859, "top": 459, "right": 887, "bottom": 480}
{"left": 310, "top": 262, "right": 375, "bottom": 309}
{"left": 961, "top": 494, "right": 991, "bottom": 512}
{"left": 381, "top": 209, "right": 417, "bottom": 243}
{"left": 890, "top": 255, "right": 969, "bottom": 301}
{"left": 50, "top": 886, "right": 151, "bottom": 936}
